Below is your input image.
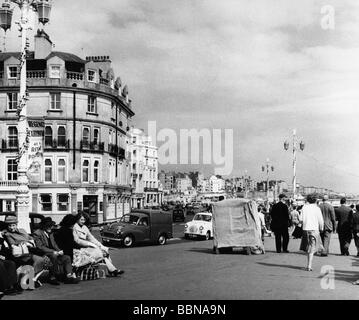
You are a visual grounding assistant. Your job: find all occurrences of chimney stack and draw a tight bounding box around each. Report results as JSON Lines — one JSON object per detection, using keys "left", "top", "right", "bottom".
{"left": 34, "top": 29, "right": 53, "bottom": 59}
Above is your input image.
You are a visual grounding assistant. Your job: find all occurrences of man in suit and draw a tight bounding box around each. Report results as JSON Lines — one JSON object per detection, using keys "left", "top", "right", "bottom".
{"left": 33, "top": 217, "right": 79, "bottom": 284}
{"left": 270, "top": 194, "right": 291, "bottom": 253}
{"left": 319, "top": 195, "right": 336, "bottom": 256}
{"left": 335, "top": 198, "right": 352, "bottom": 255}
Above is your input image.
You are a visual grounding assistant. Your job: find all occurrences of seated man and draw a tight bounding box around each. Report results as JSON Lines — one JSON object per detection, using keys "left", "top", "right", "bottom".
{"left": 33, "top": 217, "right": 79, "bottom": 285}
{"left": 4, "top": 216, "right": 45, "bottom": 279}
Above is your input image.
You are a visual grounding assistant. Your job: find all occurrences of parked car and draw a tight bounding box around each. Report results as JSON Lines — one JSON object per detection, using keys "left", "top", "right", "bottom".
{"left": 172, "top": 207, "right": 185, "bottom": 222}
{"left": 0, "top": 212, "right": 47, "bottom": 234}
{"left": 184, "top": 212, "right": 213, "bottom": 240}
{"left": 100, "top": 209, "right": 173, "bottom": 247}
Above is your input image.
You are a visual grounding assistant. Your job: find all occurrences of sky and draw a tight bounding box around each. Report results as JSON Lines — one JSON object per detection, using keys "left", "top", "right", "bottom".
{"left": 3, "top": 0, "right": 359, "bottom": 193}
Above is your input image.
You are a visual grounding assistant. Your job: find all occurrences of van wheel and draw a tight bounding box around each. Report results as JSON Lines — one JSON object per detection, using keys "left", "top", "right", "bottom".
{"left": 123, "top": 235, "right": 134, "bottom": 247}
{"left": 205, "top": 231, "right": 211, "bottom": 241}
{"left": 158, "top": 234, "right": 167, "bottom": 245}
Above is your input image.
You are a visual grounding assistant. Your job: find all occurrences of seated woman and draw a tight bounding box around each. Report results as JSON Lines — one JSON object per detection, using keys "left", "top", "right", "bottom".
{"left": 0, "top": 230, "right": 22, "bottom": 299}
{"left": 3, "top": 216, "right": 45, "bottom": 279}
{"left": 73, "top": 213, "right": 124, "bottom": 277}
{"left": 54, "top": 214, "right": 80, "bottom": 262}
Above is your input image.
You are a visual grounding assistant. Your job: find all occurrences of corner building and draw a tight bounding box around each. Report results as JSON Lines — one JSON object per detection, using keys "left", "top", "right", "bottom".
{"left": 0, "top": 31, "right": 135, "bottom": 224}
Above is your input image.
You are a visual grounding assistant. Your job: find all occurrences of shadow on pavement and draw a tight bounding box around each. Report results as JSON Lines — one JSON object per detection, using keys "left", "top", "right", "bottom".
{"left": 257, "top": 262, "right": 305, "bottom": 271}
{"left": 320, "top": 270, "right": 359, "bottom": 284}
{"left": 187, "top": 248, "right": 215, "bottom": 254}
{"left": 265, "top": 250, "right": 305, "bottom": 255}
{"left": 187, "top": 248, "right": 253, "bottom": 255}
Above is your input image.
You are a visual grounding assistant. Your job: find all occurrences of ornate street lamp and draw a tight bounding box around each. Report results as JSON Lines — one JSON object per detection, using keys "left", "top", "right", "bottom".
{"left": 262, "top": 158, "right": 274, "bottom": 209}
{"left": 283, "top": 129, "right": 305, "bottom": 200}
{"left": 0, "top": 0, "right": 52, "bottom": 232}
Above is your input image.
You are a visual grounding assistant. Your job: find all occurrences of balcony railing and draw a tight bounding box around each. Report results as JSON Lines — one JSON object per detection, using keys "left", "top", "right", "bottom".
{"left": 144, "top": 187, "right": 159, "bottom": 193}
{"left": 44, "top": 139, "right": 70, "bottom": 150}
{"left": 27, "top": 70, "right": 46, "bottom": 78}
{"left": 1, "top": 139, "right": 19, "bottom": 151}
{"left": 66, "top": 71, "right": 84, "bottom": 80}
{"left": 80, "top": 140, "right": 105, "bottom": 152}
{"left": 0, "top": 180, "right": 18, "bottom": 188}
{"left": 108, "top": 144, "right": 125, "bottom": 159}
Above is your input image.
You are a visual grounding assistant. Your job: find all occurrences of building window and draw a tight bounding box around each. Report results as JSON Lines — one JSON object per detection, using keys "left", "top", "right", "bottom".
{"left": 88, "top": 70, "right": 96, "bottom": 82}
{"left": 132, "top": 137, "right": 136, "bottom": 144}
{"left": 93, "top": 128, "right": 99, "bottom": 145}
{"left": 50, "top": 93, "right": 61, "bottom": 110}
{"left": 45, "top": 126, "right": 53, "bottom": 147}
{"left": 5, "top": 201, "right": 12, "bottom": 212}
{"left": 57, "top": 194, "right": 69, "bottom": 211}
{"left": 8, "top": 66, "right": 18, "bottom": 79}
{"left": 40, "top": 194, "right": 52, "bottom": 211}
{"left": 44, "top": 159, "right": 52, "bottom": 182}
{"left": 57, "top": 159, "right": 66, "bottom": 182}
{"left": 7, "top": 92, "right": 18, "bottom": 110}
{"left": 94, "top": 160, "right": 99, "bottom": 183}
{"left": 82, "top": 127, "right": 90, "bottom": 148}
{"left": 8, "top": 126, "right": 18, "bottom": 148}
{"left": 49, "top": 65, "right": 61, "bottom": 78}
{"left": 87, "top": 96, "right": 97, "bottom": 113}
{"left": 82, "top": 159, "right": 89, "bottom": 182}
{"left": 58, "top": 126, "right": 66, "bottom": 147}
{"left": 7, "top": 159, "right": 17, "bottom": 181}
{"left": 111, "top": 103, "right": 115, "bottom": 120}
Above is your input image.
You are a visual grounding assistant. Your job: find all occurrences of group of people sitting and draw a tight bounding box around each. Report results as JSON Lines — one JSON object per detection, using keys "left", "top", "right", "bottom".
{"left": 0, "top": 212, "right": 124, "bottom": 299}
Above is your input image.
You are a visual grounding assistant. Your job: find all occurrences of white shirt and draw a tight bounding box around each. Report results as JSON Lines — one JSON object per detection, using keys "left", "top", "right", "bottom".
{"left": 301, "top": 203, "right": 324, "bottom": 231}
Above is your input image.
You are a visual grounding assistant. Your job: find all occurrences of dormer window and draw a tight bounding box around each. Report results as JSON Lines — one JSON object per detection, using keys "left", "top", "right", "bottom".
{"left": 8, "top": 66, "right": 18, "bottom": 79}
{"left": 49, "top": 65, "right": 61, "bottom": 78}
{"left": 88, "top": 69, "right": 96, "bottom": 82}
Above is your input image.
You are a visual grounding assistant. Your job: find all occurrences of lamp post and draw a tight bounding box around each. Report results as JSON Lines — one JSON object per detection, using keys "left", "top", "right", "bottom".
{"left": 284, "top": 129, "right": 305, "bottom": 200}
{"left": 262, "top": 158, "right": 274, "bottom": 210}
{"left": 0, "top": 0, "right": 52, "bottom": 232}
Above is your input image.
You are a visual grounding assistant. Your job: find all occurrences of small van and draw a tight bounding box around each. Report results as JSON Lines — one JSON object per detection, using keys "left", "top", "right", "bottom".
{"left": 100, "top": 209, "right": 173, "bottom": 247}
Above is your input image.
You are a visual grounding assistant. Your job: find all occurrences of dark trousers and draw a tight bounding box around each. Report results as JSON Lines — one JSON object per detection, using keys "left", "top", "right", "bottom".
{"left": 338, "top": 232, "right": 352, "bottom": 255}
{"left": 274, "top": 228, "right": 289, "bottom": 252}
{"left": 0, "top": 259, "right": 17, "bottom": 292}
{"left": 353, "top": 231, "right": 359, "bottom": 253}
{"left": 320, "top": 230, "right": 332, "bottom": 255}
{"left": 48, "top": 254, "right": 72, "bottom": 277}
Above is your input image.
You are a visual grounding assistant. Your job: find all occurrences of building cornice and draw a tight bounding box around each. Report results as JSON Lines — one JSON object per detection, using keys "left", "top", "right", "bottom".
{"left": 0, "top": 115, "right": 129, "bottom": 135}
{"left": 0, "top": 85, "right": 135, "bottom": 117}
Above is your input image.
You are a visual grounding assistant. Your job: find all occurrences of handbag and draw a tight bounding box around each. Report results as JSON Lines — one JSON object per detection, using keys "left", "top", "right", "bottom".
{"left": 12, "top": 243, "right": 30, "bottom": 257}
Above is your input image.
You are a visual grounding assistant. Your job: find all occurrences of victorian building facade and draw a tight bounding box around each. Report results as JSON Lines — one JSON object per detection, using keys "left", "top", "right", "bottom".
{"left": 129, "top": 127, "right": 162, "bottom": 208}
{"left": 0, "top": 30, "right": 134, "bottom": 224}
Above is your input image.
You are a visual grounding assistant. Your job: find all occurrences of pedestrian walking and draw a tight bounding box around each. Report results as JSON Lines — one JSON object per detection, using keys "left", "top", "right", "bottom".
{"left": 318, "top": 195, "right": 336, "bottom": 256}
{"left": 290, "top": 205, "right": 300, "bottom": 236}
{"left": 270, "top": 194, "right": 291, "bottom": 253}
{"left": 349, "top": 204, "right": 359, "bottom": 256}
{"left": 299, "top": 194, "right": 324, "bottom": 271}
{"left": 335, "top": 197, "right": 352, "bottom": 256}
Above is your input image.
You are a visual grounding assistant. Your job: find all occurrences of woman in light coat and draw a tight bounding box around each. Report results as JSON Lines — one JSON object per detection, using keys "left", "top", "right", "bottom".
{"left": 72, "top": 212, "right": 124, "bottom": 277}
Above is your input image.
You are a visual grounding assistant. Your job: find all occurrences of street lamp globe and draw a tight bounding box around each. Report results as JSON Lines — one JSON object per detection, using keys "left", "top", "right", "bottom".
{"left": 36, "top": 0, "right": 52, "bottom": 25}
{"left": 284, "top": 141, "right": 289, "bottom": 151}
{"left": 0, "top": 1, "right": 13, "bottom": 32}
{"left": 300, "top": 141, "right": 305, "bottom": 151}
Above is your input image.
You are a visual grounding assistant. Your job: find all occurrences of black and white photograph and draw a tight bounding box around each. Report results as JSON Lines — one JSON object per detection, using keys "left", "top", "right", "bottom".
{"left": 0, "top": 0, "right": 358, "bottom": 311}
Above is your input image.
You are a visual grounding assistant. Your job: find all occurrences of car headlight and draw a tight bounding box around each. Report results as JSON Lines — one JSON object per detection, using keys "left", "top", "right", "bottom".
{"left": 199, "top": 226, "right": 204, "bottom": 231}
{"left": 185, "top": 224, "right": 188, "bottom": 228}
{"left": 99, "top": 226, "right": 104, "bottom": 232}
